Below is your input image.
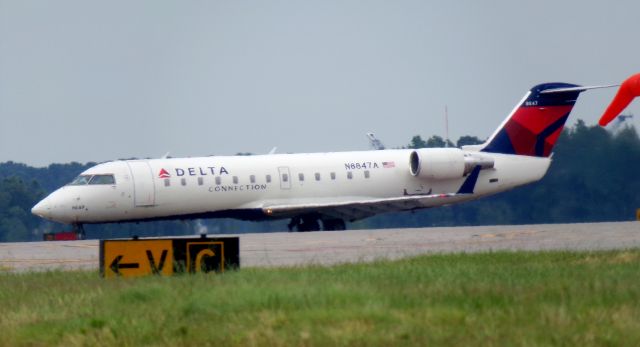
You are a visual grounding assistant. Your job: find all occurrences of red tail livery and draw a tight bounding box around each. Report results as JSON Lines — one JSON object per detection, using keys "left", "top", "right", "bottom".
{"left": 481, "top": 83, "right": 583, "bottom": 157}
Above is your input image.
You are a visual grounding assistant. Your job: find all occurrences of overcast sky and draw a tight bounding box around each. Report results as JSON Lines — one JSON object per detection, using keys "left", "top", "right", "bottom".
{"left": 1, "top": 1, "right": 639, "bottom": 167}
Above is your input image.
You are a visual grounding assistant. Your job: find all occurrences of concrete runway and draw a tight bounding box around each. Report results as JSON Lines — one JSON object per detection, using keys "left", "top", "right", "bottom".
{"left": 0, "top": 221, "right": 638, "bottom": 272}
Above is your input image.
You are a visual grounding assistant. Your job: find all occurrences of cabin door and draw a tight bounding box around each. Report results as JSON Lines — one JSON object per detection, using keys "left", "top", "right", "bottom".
{"left": 127, "top": 161, "right": 156, "bottom": 206}
{"left": 278, "top": 167, "right": 291, "bottom": 190}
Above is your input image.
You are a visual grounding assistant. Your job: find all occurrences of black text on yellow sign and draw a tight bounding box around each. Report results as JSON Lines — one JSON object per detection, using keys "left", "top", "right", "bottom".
{"left": 99, "top": 237, "right": 240, "bottom": 278}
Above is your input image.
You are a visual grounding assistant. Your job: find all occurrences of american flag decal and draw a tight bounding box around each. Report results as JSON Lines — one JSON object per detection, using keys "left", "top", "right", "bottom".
{"left": 382, "top": 161, "right": 395, "bottom": 168}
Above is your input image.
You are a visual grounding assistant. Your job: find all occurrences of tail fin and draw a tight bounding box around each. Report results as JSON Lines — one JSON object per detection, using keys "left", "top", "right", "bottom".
{"left": 480, "top": 83, "right": 584, "bottom": 157}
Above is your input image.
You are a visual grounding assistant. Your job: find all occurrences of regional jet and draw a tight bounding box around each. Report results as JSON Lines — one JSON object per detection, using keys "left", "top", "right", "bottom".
{"left": 31, "top": 81, "right": 627, "bottom": 235}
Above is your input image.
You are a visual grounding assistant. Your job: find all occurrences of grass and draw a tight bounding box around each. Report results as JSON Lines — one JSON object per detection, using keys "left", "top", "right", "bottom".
{"left": 1, "top": 250, "right": 640, "bottom": 346}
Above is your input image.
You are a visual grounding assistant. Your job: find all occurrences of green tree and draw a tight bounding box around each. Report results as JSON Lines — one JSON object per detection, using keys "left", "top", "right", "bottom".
{"left": 456, "top": 135, "right": 483, "bottom": 147}
{"left": 408, "top": 135, "right": 455, "bottom": 148}
{"left": 0, "top": 177, "right": 44, "bottom": 241}
{"left": 426, "top": 135, "right": 446, "bottom": 148}
{"left": 408, "top": 135, "right": 428, "bottom": 149}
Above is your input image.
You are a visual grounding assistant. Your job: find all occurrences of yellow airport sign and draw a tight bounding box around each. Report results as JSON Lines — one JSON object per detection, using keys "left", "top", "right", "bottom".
{"left": 100, "top": 236, "right": 240, "bottom": 278}
{"left": 186, "top": 241, "right": 225, "bottom": 273}
{"left": 102, "top": 239, "right": 173, "bottom": 278}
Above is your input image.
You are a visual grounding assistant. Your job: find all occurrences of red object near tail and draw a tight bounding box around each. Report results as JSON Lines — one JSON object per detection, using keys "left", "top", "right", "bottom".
{"left": 599, "top": 73, "right": 640, "bottom": 126}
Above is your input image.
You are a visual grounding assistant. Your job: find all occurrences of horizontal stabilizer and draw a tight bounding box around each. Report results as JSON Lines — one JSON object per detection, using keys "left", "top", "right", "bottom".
{"left": 539, "top": 84, "right": 618, "bottom": 94}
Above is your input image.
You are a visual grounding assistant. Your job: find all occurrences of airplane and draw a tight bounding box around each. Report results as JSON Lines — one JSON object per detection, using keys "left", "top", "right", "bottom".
{"left": 366, "top": 132, "right": 386, "bottom": 150}
{"left": 31, "top": 81, "right": 619, "bottom": 235}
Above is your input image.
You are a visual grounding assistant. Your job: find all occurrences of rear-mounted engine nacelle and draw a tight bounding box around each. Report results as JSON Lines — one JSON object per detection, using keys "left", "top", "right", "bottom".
{"left": 409, "top": 148, "right": 494, "bottom": 180}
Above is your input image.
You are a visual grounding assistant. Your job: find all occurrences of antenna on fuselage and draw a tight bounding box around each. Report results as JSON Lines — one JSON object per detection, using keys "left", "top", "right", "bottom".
{"left": 160, "top": 152, "right": 170, "bottom": 159}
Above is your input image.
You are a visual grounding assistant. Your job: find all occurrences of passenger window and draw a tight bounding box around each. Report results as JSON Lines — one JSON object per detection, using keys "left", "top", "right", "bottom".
{"left": 364, "top": 170, "right": 370, "bottom": 179}
{"left": 233, "top": 176, "right": 238, "bottom": 184}
{"left": 282, "top": 174, "right": 289, "bottom": 182}
{"left": 89, "top": 174, "right": 115, "bottom": 185}
{"left": 181, "top": 178, "right": 187, "bottom": 186}
{"left": 315, "top": 173, "right": 321, "bottom": 181}
{"left": 266, "top": 174, "right": 272, "bottom": 183}
{"left": 215, "top": 176, "right": 221, "bottom": 185}
{"left": 347, "top": 172, "right": 353, "bottom": 179}
{"left": 330, "top": 172, "right": 336, "bottom": 180}
{"left": 198, "top": 177, "right": 204, "bottom": 186}
{"left": 298, "top": 173, "right": 304, "bottom": 181}
{"left": 250, "top": 175, "right": 256, "bottom": 184}
{"left": 164, "top": 179, "right": 170, "bottom": 187}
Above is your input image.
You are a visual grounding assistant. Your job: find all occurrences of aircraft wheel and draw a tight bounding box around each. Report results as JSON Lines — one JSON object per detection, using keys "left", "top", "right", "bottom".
{"left": 287, "top": 216, "right": 301, "bottom": 232}
{"left": 298, "top": 217, "right": 320, "bottom": 232}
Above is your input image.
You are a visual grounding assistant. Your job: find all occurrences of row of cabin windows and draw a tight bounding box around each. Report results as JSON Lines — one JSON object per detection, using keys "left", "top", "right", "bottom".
{"left": 163, "top": 170, "right": 372, "bottom": 187}
{"left": 291, "top": 171, "right": 370, "bottom": 182}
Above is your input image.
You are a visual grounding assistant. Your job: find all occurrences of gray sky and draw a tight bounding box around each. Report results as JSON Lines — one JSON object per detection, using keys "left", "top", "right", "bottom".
{"left": 1, "top": 1, "right": 639, "bottom": 167}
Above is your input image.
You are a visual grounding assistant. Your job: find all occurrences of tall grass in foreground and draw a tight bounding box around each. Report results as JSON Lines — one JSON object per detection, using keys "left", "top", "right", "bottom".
{"left": 1, "top": 250, "right": 640, "bottom": 346}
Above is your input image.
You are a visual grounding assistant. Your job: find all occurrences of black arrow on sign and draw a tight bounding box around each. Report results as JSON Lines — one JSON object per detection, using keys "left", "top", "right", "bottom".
{"left": 110, "top": 255, "right": 139, "bottom": 275}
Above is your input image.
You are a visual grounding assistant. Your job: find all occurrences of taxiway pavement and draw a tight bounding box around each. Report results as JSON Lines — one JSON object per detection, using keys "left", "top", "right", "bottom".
{"left": 0, "top": 221, "right": 638, "bottom": 272}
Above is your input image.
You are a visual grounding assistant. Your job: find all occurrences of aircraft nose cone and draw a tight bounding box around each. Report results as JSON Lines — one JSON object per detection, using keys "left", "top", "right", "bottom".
{"left": 31, "top": 199, "right": 50, "bottom": 219}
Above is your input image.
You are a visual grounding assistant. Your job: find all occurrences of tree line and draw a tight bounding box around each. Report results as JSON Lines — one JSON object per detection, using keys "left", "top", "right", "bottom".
{"left": 1, "top": 121, "right": 638, "bottom": 242}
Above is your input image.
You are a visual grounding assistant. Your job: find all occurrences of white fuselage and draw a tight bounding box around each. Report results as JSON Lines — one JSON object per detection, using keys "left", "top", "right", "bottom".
{"left": 31, "top": 148, "right": 551, "bottom": 225}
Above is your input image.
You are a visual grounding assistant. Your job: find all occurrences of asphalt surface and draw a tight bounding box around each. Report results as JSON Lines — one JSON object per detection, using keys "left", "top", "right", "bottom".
{"left": 0, "top": 221, "right": 638, "bottom": 272}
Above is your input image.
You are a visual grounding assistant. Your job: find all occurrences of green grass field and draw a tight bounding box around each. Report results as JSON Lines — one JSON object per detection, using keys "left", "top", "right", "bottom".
{"left": 1, "top": 250, "right": 640, "bottom": 346}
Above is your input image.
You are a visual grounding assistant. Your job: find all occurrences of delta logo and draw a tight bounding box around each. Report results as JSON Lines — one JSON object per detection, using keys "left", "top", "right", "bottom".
{"left": 158, "top": 166, "right": 229, "bottom": 178}
{"left": 158, "top": 169, "right": 171, "bottom": 179}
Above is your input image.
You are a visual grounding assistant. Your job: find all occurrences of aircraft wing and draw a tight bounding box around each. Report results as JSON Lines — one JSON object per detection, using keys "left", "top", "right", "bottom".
{"left": 260, "top": 192, "right": 472, "bottom": 221}
{"left": 259, "top": 165, "right": 482, "bottom": 221}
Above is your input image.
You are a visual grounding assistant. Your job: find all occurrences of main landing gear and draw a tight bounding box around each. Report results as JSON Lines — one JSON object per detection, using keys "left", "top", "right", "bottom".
{"left": 287, "top": 215, "right": 346, "bottom": 232}
{"left": 73, "top": 223, "right": 86, "bottom": 240}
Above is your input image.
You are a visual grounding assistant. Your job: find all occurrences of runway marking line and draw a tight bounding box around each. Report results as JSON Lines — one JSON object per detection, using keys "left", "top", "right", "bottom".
{"left": 61, "top": 244, "right": 98, "bottom": 248}
{"left": 38, "top": 243, "right": 97, "bottom": 249}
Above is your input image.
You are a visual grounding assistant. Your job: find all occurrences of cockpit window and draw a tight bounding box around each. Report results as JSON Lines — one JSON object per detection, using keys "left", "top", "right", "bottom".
{"left": 68, "top": 175, "right": 92, "bottom": 185}
{"left": 89, "top": 174, "right": 116, "bottom": 185}
{"left": 68, "top": 174, "right": 116, "bottom": 186}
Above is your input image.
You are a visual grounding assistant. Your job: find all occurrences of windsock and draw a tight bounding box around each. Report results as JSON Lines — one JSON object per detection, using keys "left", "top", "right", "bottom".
{"left": 599, "top": 73, "right": 640, "bottom": 126}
